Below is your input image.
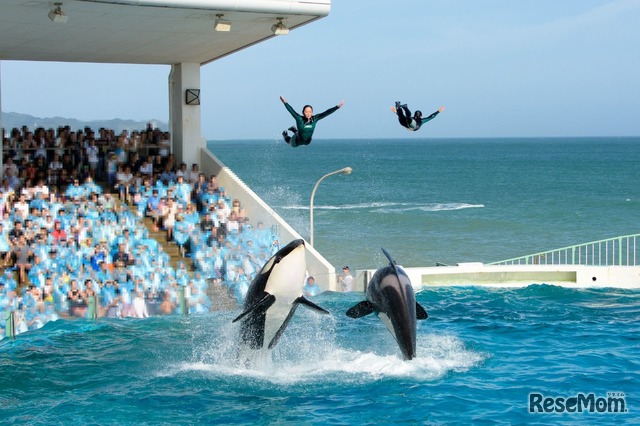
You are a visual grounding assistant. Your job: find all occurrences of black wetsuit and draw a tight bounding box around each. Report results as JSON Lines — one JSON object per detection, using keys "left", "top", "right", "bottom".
{"left": 396, "top": 105, "right": 441, "bottom": 131}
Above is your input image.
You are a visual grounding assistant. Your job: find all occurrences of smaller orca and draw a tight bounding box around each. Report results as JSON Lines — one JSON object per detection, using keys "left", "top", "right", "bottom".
{"left": 233, "top": 239, "right": 330, "bottom": 351}
{"left": 346, "top": 248, "right": 428, "bottom": 360}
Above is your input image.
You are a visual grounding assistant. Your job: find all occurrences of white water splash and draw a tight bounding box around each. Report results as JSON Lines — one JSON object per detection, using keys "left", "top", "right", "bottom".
{"left": 172, "top": 331, "right": 484, "bottom": 385}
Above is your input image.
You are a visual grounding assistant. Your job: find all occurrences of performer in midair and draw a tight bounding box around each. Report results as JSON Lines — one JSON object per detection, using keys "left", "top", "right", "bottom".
{"left": 280, "top": 96, "right": 344, "bottom": 147}
{"left": 391, "top": 101, "right": 445, "bottom": 132}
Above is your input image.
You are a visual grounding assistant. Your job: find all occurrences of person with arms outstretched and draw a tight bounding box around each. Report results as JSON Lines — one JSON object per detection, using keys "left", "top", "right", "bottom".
{"left": 280, "top": 96, "right": 344, "bottom": 147}
{"left": 391, "top": 101, "right": 444, "bottom": 132}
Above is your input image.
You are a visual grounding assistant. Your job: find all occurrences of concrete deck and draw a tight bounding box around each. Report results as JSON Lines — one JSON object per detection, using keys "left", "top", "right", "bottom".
{"left": 355, "top": 263, "right": 640, "bottom": 291}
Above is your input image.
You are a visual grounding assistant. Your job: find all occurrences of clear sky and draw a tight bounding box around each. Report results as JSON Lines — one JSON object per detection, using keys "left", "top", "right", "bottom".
{"left": 1, "top": 0, "right": 639, "bottom": 140}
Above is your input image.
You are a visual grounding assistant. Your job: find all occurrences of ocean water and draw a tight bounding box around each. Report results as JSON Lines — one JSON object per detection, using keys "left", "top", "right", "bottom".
{"left": 208, "top": 137, "right": 640, "bottom": 271}
{"left": 2, "top": 137, "right": 640, "bottom": 424}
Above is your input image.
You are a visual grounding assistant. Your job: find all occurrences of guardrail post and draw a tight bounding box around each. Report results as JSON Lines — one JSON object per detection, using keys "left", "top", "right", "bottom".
{"left": 4, "top": 310, "right": 16, "bottom": 339}
{"left": 87, "top": 296, "right": 97, "bottom": 320}
{"left": 618, "top": 237, "right": 623, "bottom": 266}
{"left": 179, "top": 286, "right": 188, "bottom": 316}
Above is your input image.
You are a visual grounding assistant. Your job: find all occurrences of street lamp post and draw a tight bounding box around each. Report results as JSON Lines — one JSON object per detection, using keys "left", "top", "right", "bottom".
{"left": 309, "top": 166, "right": 352, "bottom": 246}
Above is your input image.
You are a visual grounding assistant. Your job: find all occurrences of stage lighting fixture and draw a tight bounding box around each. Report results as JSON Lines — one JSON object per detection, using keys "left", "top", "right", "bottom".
{"left": 271, "top": 17, "right": 289, "bottom": 35}
{"left": 48, "top": 3, "right": 68, "bottom": 24}
{"left": 214, "top": 14, "right": 231, "bottom": 32}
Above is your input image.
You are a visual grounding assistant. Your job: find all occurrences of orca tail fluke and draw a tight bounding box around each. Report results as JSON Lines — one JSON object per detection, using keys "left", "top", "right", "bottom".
{"left": 346, "top": 301, "right": 376, "bottom": 318}
{"left": 416, "top": 302, "right": 428, "bottom": 320}
{"left": 232, "top": 293, "right": 276, "bottom": 323}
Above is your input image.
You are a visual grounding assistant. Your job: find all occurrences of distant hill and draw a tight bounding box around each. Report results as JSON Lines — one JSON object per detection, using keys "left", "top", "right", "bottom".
{"left": 1, "top": 111, "right": 168, "bottom": 134}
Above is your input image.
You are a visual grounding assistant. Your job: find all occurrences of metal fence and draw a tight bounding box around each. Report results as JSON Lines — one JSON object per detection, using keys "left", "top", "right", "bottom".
{"left": 490, "top": 234, "right": 640, "bottom": 267}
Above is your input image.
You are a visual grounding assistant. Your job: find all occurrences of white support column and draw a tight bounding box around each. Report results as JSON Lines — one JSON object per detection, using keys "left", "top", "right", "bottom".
{"left": 168, "top": 63, "right": 205, "bottom": 168}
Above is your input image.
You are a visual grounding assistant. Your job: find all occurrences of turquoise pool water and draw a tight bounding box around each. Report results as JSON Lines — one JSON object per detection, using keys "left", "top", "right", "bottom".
{"left": 2, "top": 286, "right": 637, "bottom": 424}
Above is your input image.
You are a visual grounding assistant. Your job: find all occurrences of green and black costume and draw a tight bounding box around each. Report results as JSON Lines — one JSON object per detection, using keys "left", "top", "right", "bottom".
{"left": 282, "top": 102, "right": 340, "bottom": 147}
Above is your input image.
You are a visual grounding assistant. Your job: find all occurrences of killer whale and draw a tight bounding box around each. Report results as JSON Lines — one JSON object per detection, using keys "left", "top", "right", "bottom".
{"left": 232, "top": 239, "right": 330, "bottom": 350}
{"left": 346, "top": 248, "right": 428, "bottom": 360}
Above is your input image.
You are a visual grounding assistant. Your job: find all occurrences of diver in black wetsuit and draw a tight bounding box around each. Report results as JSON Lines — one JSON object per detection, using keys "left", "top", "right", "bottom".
{"left": 392, "top": 101, "right": 445, "bottom": 131}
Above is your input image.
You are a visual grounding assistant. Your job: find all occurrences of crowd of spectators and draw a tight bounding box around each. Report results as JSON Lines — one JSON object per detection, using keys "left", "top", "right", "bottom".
{"left": 1, "top": 124, "right": 281, "bottom": 339}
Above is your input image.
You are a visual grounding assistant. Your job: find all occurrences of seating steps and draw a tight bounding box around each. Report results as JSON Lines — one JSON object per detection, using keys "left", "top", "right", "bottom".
{"left": 136, "top": 207, "right": 239, "bottom": 311}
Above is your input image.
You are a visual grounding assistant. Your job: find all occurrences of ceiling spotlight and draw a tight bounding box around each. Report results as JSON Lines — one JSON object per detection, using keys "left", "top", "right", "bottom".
{"left": 48, "top": 2, "right": 68, "bottom": 24}
{"left": 214, "top": 14, "right": 231, "bottom": 32}
{"left": 271, "top": 17, "right": 289, "bottom": 36}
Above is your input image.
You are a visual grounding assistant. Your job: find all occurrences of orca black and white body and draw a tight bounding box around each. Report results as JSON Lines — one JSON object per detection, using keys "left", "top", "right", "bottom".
{"left": 346, "top": 248, "right": 428, "bottom": 360}
{"left": 232, "top": 239, "right": 329, "bottom": 351}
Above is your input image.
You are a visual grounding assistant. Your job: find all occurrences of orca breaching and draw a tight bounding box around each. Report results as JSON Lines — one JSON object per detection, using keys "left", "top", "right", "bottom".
{"left": 232, "top": 239, "right": 329, "bottom": 350}
{"left": 346, "top": 248, "right": 428, "bottom": 360}
{"left": 231, "top": 240, "right": 427, "bottom": 361}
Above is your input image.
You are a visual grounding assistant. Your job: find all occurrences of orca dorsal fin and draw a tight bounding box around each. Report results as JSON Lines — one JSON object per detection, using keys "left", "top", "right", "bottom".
{"left": 232, "top": 293, "right": 276, "bottom": 323}
{"left": 381, "top": 247, "right": 402, "bottom": 277}
{"left": 267, "top": 296, "right": 330, "bottom": 349}
{"left": 416, "top": 302, "right": 428, "bottom": 320}
{"left": 346, "top": 301, "right": 376, "bottom": 318}
{"left": 381, "top": 247, "right": 397, "bottom": 268}
{"left": 382, "top": 247, "right": 408, "bottom": 290}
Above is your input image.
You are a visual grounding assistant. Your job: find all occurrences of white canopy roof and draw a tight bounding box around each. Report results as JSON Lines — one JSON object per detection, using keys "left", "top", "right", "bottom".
{"left": 0, "top": 0, "right": 331, "bottom": 64}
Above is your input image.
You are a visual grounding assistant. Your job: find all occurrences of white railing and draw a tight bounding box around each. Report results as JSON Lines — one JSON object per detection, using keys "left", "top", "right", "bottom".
{"left": 490, "top": 234, "right": 640, "bottom": 267}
